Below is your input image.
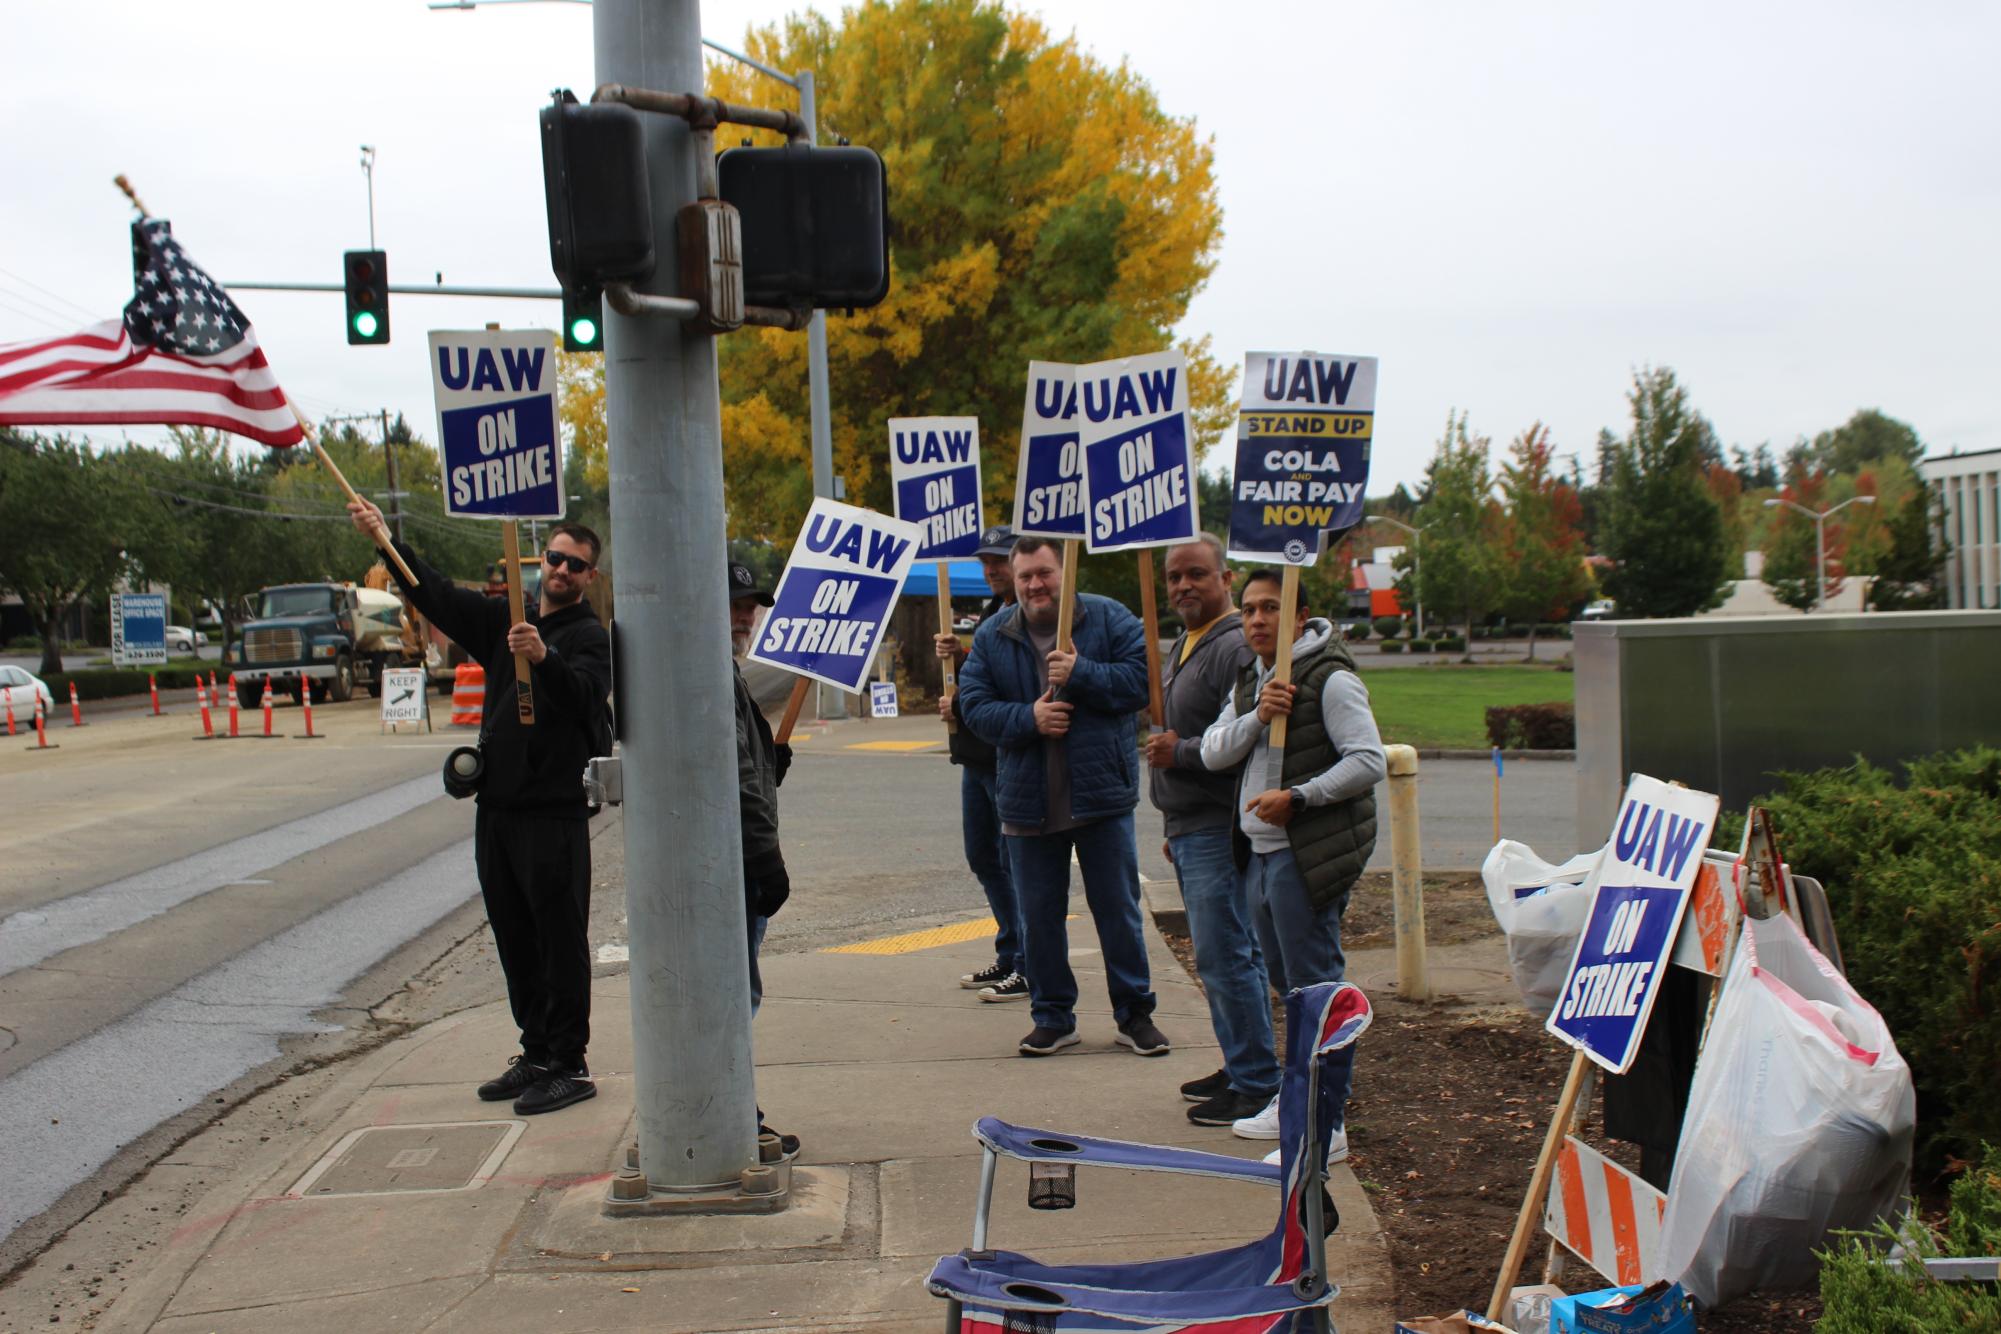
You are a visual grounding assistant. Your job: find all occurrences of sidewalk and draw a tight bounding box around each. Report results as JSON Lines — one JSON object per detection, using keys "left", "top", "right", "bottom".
{"left": 98, "top": 897, "right": 1403, "bottom": 1333}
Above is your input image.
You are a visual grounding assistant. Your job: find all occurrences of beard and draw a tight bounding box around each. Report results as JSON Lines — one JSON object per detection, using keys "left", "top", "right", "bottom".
{"left": 543, "top": 578, "right": 584, "bottom": 609}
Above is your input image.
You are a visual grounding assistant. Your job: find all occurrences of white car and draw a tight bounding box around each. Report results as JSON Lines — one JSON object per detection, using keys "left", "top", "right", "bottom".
{"left": 953, "top": 615, "right": 980, "bottom": 633}
{"left": 1579, "top": 599, "right": 1617, "bottom": 621}
{"left": 0, "top": 664, "right": 55, "bottom": 716}
{"left": 164, "top": 625, "right": 209, "bottom": 653}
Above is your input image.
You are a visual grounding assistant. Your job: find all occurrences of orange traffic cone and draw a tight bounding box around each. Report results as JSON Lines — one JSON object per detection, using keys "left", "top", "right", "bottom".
{"left": 195, "top": 680, "right": 216, "bottom": 740}
{"left": 68, "top": 680, "right": 86, "bottom": 727}
{"left": 297, "top": 680, "right": 323, "bottom": 740}
{"left": 149, "top": 673, "right": 163, "bottom": 716}
{"left": 3, "top": 685, "right": 15, "bottom": 737}
{"left": 227, "top": 674, "right": 241, "bottom": 738}
{"left": 28, "top": 697, "right": 57, "bottom": 751}
{"left": 259, "top": 678, "right": 276, "bottom": 738}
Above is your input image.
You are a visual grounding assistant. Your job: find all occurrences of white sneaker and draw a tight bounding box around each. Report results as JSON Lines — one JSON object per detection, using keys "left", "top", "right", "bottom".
{"left": 1231, "top": 1094, "right": 1281, "bottom": 1140}
{"left": 1262, "top": 1128, "right": 1349, "bottom": 1166}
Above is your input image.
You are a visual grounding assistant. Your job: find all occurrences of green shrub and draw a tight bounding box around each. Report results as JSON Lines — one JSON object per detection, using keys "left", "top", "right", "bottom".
{"left": 1372, "top": 616, "right": 1404, "bottom": 640}
{"left": 1378, "top": 640, "right": 1406, "bottom": 654}
{"left": 1408, "top": 638, "right": 1435, "bottom": 653}
{"left": 1344, "top": 621, "right": 1372, "bottom": 642}
{"left": 40, "top": 667, "right": 210, "bottom": 702}
{"left": 1435, "top": 634, "right": 1468, "bottom": 653}
{"left": 1816, "top": 1143, "right": 2001, "bottom": 1332}
{"left": 1540, "top": 623, "right": 1573, "bottom": 640}
{"left": 1484, "top": 702, "right": 1576, "bottom": 750}
{"left": 1719, "top": 750, "right": 2001, "bottom": 1168}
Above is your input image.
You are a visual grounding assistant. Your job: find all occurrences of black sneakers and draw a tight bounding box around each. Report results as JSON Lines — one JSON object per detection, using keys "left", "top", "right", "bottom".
{"left": 476, "top": 1056, "right": 545, "bottom": 1102}
{"left": 1018, "top": 1026, "right": 1080, "bottom": 1057}
{"left": 960, "top": 960, "right": 1009, "bottom": 990}
{"left": 1115, "top": 1016, "right": 1171, "bottom": 1057}
{"left": 977, "top": 972, "right": 1029, "bottom": 1002}
{"left": 514, "top": 1063, "right": 597, "bottom": 1115}
{"left": 1186, "top": 1087, "right": 1273, "bottom": 1126}
{"left": 1180, "top": 1068, "right": 1230, "bottom": 1103}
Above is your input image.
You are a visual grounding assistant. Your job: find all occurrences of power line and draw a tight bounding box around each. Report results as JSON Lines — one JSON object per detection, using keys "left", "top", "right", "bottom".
{"left": 0, "top": 266, "right": 103, "bottom": 323}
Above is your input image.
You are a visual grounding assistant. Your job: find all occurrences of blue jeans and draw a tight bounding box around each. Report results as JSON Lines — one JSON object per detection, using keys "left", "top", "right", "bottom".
{"left": 1171, "top": 827, "right": 1278, "bottom": 1098}
{"left": 1244, "top": 846, "right": 1351, "bottom": 1127}
{"left": 961, "top": 765, "right": 1023, "bottom": 973}
{"left": 1005, "top": 811, "right": 1155, "bottom": 1032}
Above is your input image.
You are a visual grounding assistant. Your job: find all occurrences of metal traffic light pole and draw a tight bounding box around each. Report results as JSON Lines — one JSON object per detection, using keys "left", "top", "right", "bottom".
{"left": 593, "top": 0, "right": 772, "bottom": 1212}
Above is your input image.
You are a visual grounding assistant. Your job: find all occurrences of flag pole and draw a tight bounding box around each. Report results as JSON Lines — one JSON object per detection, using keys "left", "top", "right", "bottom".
{"left": 284, "top": 398, "right": 419, "bottom": 586}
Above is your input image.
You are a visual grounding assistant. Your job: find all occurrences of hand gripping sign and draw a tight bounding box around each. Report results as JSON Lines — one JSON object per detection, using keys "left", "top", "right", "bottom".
{"left": 890, "top": 417, "right": 982, "bottom": 558}
{"left": 746, "top": 498, "right": 924, "bottom": 694}
{"left": 1013, "top": 361, "right": 1085, "bottom": 539}
{"left": 1076, "top": 350, "right": 1200, "bottom": 553}
{"left": 1546, "top": 774, "right": 1721, "bottom": 1074}
{"left": 1227, "top": 352, "right": 1377, "bottom": 564}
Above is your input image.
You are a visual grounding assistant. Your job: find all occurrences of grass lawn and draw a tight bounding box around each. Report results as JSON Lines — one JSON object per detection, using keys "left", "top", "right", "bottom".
{"left": 1357, "top": 663, "right": 1574, "bottom": 749}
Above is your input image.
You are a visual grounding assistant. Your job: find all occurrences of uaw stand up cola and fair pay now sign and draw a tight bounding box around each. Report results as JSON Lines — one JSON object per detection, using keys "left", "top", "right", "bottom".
{"left": 1078, "top": 350, "right": 1199, "bottom": 552}
{"left": 1548, "top": 775, "right": 1721, "bottom": 1073}
{"left": 746, "top": 499, "right": 924, "bottom": 694}
{"left": 429, "top": 329, "right": 565, "bottom": 519}
{"left": 890, "top": 417, "right": 982, "bottom": 558}
{"left": 1227, "top": 352, "right": 1376, "bottom": 564}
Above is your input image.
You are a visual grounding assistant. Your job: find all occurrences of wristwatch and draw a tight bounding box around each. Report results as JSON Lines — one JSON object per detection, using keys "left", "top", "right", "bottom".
{"left": 1288, "top": 787, "right": 1307, "bottom": 812}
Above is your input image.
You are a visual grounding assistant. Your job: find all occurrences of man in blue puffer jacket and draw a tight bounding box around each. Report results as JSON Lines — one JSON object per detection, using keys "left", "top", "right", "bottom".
{"left": 958, "top": 536, "right": 1171, "bottom": 1059}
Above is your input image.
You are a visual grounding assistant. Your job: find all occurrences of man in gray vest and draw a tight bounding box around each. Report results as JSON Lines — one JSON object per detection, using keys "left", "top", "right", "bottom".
{"left": 1144, "top": 535, "right": 1276, "bottom": 1128}
{"left": 1200, "top": 568, "right": 1385, "bottom": 1159}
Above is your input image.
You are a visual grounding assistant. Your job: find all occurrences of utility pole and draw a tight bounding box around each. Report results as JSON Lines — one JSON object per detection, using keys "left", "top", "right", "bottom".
{"left": 597, "top": 0, "right": 761, "bottom": 1195}
{"left": 379, "top": 407, "right": 405, "bottom": 544}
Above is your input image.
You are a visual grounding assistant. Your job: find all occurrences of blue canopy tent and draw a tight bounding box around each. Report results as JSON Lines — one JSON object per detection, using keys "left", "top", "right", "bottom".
{"left": 901, "top": 559, "right": 990, "bottom": 599}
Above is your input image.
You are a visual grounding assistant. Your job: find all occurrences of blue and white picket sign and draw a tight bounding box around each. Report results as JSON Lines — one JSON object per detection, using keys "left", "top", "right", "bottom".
{"left": 1547, "top": 775, "right": 1721, "bottom": 1074}
{"left": 869, "top": 681, "right": 900, "bottom": 718}
{"left": 889, "top": 416, "right": 983, "bottom": 559}
{"left": 1075, "top": 349, "right": 1199, "bottom": 553}
{"left": 110, "top": 592, "right": 167, "bottom": 668}
{"left": 428, "top": 329, "right": 565, "bottom": 520}
{"left": 746, "top": 498, "right": 925, "bottom": 694}
{"left": 1012, "top": 361, "right": 1084, "bottom": 540}
{"left": 1226, "top": 351, "right": 1376, "bottom": 565}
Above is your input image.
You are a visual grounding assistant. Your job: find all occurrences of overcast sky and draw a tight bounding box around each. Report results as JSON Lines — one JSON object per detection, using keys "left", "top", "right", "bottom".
{"left": 4, "top": 1, "right": 1995, "bottom": 494}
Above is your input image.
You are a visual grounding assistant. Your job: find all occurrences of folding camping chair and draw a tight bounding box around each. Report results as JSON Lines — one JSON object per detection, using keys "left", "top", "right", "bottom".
{"left": 926, "top": 981, "right": 1373, "bottom": 1334}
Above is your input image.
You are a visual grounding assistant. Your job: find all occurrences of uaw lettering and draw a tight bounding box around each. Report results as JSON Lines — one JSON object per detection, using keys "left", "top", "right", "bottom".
{"left": 429, "top": 330, "right": 566, "bottom": 520}
{"left": 747, "top": 498, "right": 925, "bottom": 694}
{"left": 1547, "top": 775, "right": 1721, "bottom": 1073}
{"left": 1013, "top": 361, "right": 1085, "bottom": 538}
{"left": 1076, "top": 350, "right": 1199, "bottom": 552}
{"left": 889, "top": 416, "right": 983, "bottom": 559}
{"left": 1228, "top": 351, "right": 1377, "bottom": 564}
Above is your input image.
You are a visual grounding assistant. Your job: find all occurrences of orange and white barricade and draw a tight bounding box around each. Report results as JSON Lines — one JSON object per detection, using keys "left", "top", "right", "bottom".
{"left": 450, "top": 663, "right": 485, "bottom": 728}
{"left": 1544, "top": 1135, "right": 1667, "bottom": 1287}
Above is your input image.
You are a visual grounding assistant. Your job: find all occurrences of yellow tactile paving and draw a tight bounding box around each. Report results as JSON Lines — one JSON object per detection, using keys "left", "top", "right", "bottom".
{"left": 845, "top": 740, "right": 938, "bottom": 752}
{"left": 823, "top": 915, "right": 998, "bottom": 955}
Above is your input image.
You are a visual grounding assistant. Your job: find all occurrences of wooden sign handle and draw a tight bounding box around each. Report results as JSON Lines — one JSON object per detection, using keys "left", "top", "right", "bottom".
{"left": 501, "top": 521, "right": 535, "bottom": 727}
{"left": 775, "top": 676, "right": 811, "bottom": 745}
{"left": 1268, "top": 564, "right": 1301, "bottom": 750}
{"left": 1055, "top": 540, "right": 1080, "bottom": 654}
{"left": 936, "top": 559, "right": 957, "bottom": 733}
{"left": 1489, "top": 1049, "right": 1591, "bottom": 1320}
{"left": 1136, "top": 549, "right": 1165, "bottom": 729}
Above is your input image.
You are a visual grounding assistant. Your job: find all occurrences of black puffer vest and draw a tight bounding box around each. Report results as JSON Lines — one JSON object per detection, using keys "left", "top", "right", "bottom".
{"left": 1230, "top": 637, "right": 1378, "bottom": 911}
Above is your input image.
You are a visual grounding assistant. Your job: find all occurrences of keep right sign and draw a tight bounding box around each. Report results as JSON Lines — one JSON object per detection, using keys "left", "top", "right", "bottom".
{"left": 1547, "top": 775, "right": 1720, "bottom": 1073}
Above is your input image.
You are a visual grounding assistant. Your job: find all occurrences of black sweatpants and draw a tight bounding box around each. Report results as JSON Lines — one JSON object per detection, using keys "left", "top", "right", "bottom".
{"left": 473, "top": 807, "right": 592, "bottom": 1069}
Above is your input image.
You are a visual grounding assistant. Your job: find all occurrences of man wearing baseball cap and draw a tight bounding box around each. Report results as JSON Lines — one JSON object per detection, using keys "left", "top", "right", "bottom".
{"left": 936, "top": 525, "right": 1027, "bottom": 1000}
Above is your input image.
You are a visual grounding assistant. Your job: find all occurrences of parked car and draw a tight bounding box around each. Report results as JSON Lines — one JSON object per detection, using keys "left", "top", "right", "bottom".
{"left": 1579, "top": 599, "right": 1617, "bottom": 621}
{"left": 0, "top": 664, "right": 56, "bottom": 716}
{"left": 164, "top": 625, "right": 209, "bottom": 653}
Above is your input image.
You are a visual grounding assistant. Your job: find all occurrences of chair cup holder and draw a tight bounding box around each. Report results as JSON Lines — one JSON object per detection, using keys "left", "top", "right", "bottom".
{"left": 1027, "top": 1160, "right": 1076, "bottom": 1210}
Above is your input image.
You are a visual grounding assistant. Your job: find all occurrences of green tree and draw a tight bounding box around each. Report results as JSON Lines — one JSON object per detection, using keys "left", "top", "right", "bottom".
{"left": 701, "top": 0, "right": 1230, "bottom": 543}
{"left": 1496, "top": 423, "right": 1591, "bottom": 658}
{"left": 1810, "top": 408, "right": 1924, "bottom": 475}
{"left": 1866, "top": 489, "right": 1948, "bottom": 610}
{"left": 0, "top": 433, "right": 150, "bottom": 674}
{"left": 1396, "top": 411, "right": 1502, "bottom": 646}
{"left": 1598, "top": 368, "right": 1729, "bottom": 617}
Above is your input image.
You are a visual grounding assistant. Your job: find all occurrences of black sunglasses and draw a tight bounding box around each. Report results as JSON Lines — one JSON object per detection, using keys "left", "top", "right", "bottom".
{"left": 543, "top": 549, "right": 594, "bottom": 574}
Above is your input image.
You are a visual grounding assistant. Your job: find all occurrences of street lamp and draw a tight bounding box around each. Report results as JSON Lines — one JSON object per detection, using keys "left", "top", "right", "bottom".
{"left": 1763, "top": 495, "right": 1876, "bottom": 612}
{"left": 1363, "top": 514, "right": 1428, "bottom": 637}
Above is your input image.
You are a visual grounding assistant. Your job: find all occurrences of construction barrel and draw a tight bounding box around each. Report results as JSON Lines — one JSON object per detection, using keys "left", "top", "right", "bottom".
{"left": 451, "top": 663, "right": 485, "bottom": 728}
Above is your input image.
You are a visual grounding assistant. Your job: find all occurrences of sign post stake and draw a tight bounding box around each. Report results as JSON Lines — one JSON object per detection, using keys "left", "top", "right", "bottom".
{"left": 499, "top": 521, "right": 535, "bottom": 726}
{"left": 1268, "top": 564, "right": 1301, "bottom": 750}
{"left": 1055, "top": 541, "right": 1080, "bottom": 653}
{"left": 774, "top": 676, "right": 812, "bottom": 745}
{"left": 1489, "top": 1048, "right": 1591, "bottom": 1320}
{"left": 1136, "top": 549, "right": 1165, "bottom": 728}
{"left": 935, "top": 560, "right": 956, "bottom": 732}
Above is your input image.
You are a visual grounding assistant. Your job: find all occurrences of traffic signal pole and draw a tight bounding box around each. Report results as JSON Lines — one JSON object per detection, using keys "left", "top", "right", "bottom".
{"left": 594, "top": 0, "right": 770, "bottom": 1210}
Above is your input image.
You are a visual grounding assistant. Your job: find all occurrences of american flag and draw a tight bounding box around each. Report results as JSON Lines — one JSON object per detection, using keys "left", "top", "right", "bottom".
{"left": 0, "top": 219, "right": 304, "bottom": 447}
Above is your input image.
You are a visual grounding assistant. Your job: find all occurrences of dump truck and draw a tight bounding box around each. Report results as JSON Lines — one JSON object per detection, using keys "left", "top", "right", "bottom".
{"left": 224, "top": 580, "right": 453, "bottom": 708}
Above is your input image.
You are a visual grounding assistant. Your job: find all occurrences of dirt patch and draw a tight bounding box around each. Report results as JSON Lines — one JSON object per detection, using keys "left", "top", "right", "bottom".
{"left": 1160, "top": 914, "right": 1825, "bottom": 1332}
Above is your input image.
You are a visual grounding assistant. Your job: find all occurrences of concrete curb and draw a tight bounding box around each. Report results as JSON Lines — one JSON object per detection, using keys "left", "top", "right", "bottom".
{"left": 1414, "top": 748, "right": 1575, "bottom": 761}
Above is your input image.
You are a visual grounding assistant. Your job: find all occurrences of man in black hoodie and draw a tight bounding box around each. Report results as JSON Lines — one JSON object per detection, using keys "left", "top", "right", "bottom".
{"left": 347, "top": 499, "right": 611, "bottom": 1116}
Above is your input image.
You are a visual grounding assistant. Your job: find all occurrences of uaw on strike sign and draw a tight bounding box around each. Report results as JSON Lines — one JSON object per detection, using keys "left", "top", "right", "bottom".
{"left": 1077, "top": 350, "right": 1199, "bottom": 552}
{"left": 747, "top": 499, "right": 924, "bottom": 693}
{"left": 429, "top": 329, "right": 565, "bottom": 519}
{"left": 1227, "top": 352, "right": 1376, "bottom": 564}
{"left": 1548, "top": 775, "right": 1720, "bottom": 1073}
{"left": 890, "top": 417, "right": 982, "bottom": 558}
{"left": 1013, "top": 362, "right": 1085, "bottom": 540}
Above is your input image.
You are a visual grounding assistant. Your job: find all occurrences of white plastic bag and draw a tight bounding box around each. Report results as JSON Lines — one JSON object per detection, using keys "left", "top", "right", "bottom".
{"left": 1481, "top": 839, "right": 1600, "bottom": 1020}
{"left": 1656, "top": 911, "right": 1915, "bottom": 1307}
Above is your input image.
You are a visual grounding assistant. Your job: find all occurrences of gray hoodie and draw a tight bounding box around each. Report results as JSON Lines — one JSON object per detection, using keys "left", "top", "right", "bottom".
{"left": 1199, "top": 618, "right": 1387, "bottom": 854}
{"left": 1149, "top": 609, "right": 1257, "bottom": 838}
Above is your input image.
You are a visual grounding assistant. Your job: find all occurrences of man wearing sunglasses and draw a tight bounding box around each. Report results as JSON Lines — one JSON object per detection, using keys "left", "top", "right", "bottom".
{"left": 347, "top": 499, "right": 612, "bottom": 1117}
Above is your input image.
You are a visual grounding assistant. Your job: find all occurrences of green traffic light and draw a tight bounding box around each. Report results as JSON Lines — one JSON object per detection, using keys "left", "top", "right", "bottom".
{"left": 353, "top": 310, "right": 380, "bottom": 339}
{"left": 570, "top": 316, "right": 598, "bottom": 348}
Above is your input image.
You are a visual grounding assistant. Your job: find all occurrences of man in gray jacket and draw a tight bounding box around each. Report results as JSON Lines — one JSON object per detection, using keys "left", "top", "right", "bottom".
{"left": 1144, "top": 535, "right": 1276, "bottom": 1127}
{"left": 1201, "top": 568, "right": 1385, "bottom": 1159}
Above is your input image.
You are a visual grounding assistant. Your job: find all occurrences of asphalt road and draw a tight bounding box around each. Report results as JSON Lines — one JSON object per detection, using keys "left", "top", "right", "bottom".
{"left": 0, "top": 684, "right": 1576, "bottom": 1273}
